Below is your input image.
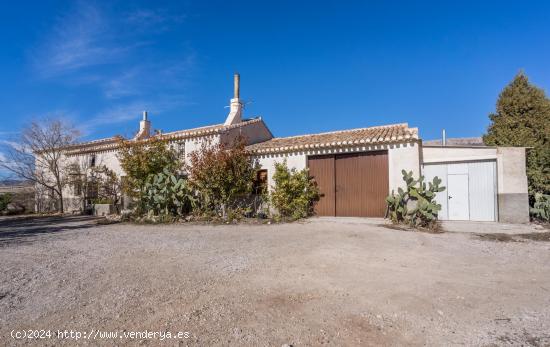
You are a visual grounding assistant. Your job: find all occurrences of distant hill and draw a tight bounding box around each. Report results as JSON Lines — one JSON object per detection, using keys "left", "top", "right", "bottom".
{"left": 0, "top": 179, "right": 33, "bottom": 187}
{"left": 423, "top": 137, "right": 485, "bottom": 146}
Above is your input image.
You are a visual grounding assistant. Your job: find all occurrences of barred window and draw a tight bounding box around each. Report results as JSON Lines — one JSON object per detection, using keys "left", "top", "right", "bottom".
{"left": 69, "top": 174, "right": 82, "bottom": 196}
{"left": 74, "top": 180, "right": 82, "bottom": 196}
{"left": 177, "top": 142, "right": 185, "bottom": 161}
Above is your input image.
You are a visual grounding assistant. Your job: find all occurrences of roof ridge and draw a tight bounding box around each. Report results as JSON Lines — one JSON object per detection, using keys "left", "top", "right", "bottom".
{"left": 65, "top": 136, "right": 120, "bottom": 149}
{"left": 161, "top": 123, "right": 223, "bottom": 136}
{"left": 246, "top": 122, "right": 418, "bottom": 154}
{"left": 64, "top": 118, "right": 265, "bottom": 155}
{"left": 267, "top": 123, "right": 409, "bottom": 141}
{"left": 159, "top": 117, "right": 261, "bottom": 136}
{"left": 67, "top": 118, "right": 263, "bottom": 150}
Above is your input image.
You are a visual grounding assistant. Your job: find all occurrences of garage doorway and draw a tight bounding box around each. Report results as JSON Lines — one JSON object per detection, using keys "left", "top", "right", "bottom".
{"left": 423, "top": 161, "right": 497, "bottom": 221}
{"left": 308, "top": 151, "right": 389, "bottom": 217}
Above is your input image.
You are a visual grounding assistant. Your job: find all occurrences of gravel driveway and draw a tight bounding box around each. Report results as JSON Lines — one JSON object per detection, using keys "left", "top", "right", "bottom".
{"left": 1, "top": 216, "right": 549, "bottom": 346}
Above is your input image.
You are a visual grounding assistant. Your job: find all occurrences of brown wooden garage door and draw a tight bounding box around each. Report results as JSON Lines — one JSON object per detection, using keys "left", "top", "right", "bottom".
{"left": 308, "top": 151, "right": 389, "bottom": 217}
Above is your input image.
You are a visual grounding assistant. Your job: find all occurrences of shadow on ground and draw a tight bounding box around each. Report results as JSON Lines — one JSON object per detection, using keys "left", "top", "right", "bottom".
{"left": 475, "top": 232, "right": 550, "bottom": 243}
{"left": 0, "top": 215, "right": 100, "bottom": 247}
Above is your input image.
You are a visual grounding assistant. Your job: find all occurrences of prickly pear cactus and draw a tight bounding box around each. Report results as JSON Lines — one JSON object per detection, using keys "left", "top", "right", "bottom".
{"left": 143, "top": 167, "right": 194, "bottom": 216}
{"left": 530, "top": 193, "right": 550, "bottom": 222}
{"left": 386, "top": 170, "right": 445, "bottom": 229}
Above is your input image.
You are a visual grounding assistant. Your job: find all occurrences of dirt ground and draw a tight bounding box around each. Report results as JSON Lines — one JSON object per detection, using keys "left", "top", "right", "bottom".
{"left": 1, "top": 216, "right": 549, "bottom": 346}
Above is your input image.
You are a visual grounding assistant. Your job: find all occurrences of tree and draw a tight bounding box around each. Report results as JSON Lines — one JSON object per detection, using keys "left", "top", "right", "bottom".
{"left": 71, "top": 163, "right": 121, "bottom": 203}
{"left": 0, "top": 119, "right": 80, "bottom": 213}
{"left": 117, "top": 137, "right": 179, "bottom": 206}
{"left": 65, "top": 162, "right": 122, "bottom": 212}
{"left": 483, "top": 72, "right": 550, "bottom": 200}
{"left": 187, "top": 138, "right": 257, "bottom": 216}
{"left": 0, "top": 193, "right": 12, "bottom": 212}
{"left": 94, "top": 166, "right": 122, "bottom": 206}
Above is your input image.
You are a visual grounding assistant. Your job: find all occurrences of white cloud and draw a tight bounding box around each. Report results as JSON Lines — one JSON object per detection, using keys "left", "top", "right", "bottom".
{"left": 0, "top": 140, "right": 21, "bottom": 150}
{"left": 124, "top": 8, "right": 185, "bottom": 32}
{"left": 102, "top": 69, "right": 142, "bottom": 99}
{"left": 35, "top": 3, "right": 186, "bottom": 78}
{"left": 78, "top": 101, "right": 156, "bottom": 137}
{"left": 84, "top": 95, "right": 192, "bottom": 132}
{"left": 0, "top": 145, "right": 19, "bottom": 178}
{"left": 102, "top": 53, "right": 196, "bottom": 100}
{"left": 29, "top": 2, "right": 195, "bottom": 139}
{"left": 0, "top": 131, "right": 16, "bottom": 137}
{"left": 89, "top": 102, "right": 149, "bottom": 128}
{"left": 35, "top": 2, "right": 119, "bottom": 76}
{"left": 125, "top": 9, "right": 166, "bottom": 24}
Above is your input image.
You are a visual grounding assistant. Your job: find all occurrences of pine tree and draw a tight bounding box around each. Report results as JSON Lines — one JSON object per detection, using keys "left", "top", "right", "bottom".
{"left": 483, "top": 72, "right": 550, "bottom": 201}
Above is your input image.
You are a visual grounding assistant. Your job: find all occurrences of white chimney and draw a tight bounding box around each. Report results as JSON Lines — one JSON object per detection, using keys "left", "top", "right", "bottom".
{"left": 134, "top": 110, "right": 151, "bottom": 140}
{"left": 224, "top": 73, "right": 243, "bottom": 125}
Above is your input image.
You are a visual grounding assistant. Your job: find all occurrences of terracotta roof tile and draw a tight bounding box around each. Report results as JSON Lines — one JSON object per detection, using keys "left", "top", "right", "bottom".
{"left": 158, "top": 118, "right": 263, "bottom": 141}
{"left": 246, "top": 123, "right": 418, "bottom": 154}
{"left": 65, "top": 118, "right": 264, "bottom": 156}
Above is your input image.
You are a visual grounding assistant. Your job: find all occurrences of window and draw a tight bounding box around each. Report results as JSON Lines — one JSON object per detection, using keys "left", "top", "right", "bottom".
{"left": 85, "top": 178, "right": 99, "bottom": 206}
{"left": 89, "top": 155, "right": 96, "bottom": 167}
{"left": 253, "top": 169, "right": 268, "bottom": 195}
{"left": 68, "top": 164, "right": 82, "bottom": 196}
{"left": 168, "top": 142, "right": 185, "bottom": 162}
{"left": 72, "top": 179, "right": 82, "bottom": 196}
{"left": 177, "top": 142, "right": 185, "bottom": 161}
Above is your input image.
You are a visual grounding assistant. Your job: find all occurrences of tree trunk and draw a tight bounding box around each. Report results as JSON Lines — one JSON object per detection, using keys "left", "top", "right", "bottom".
{"left": 57, "top": 183, "right": 64, "bottom": 213}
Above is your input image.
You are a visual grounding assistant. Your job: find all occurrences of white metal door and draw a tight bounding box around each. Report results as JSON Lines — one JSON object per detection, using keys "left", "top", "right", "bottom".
{"left": 448, "top": 174, "right": 469, "bottom": 220}
{"left": 468, "top": 161, "right": 497, "bottom": 221}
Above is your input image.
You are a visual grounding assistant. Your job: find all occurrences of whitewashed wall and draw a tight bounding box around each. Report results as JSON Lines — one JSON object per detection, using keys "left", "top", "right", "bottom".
{"left": 60, "top": 134, "right": 222, "bottom": 212}
{"left": 61, "top": 151, "right": 125, "bottom": 212}
{"left": 254, "top": 152, "right": 308, "bottom": 191}
{"left": 253, "top": 141, "right": 421, "bottom": 193}
{"left": 221, "top": 120, "right": 273, "bottom": 147}
{"left": 422, "top": 146, "right": 497, "bottom": 163}
{"left": 387, "top": 142, "right": 421, "bottom": 193}
{"left": 183, "top": 135, "right": 221, "bottom": 165}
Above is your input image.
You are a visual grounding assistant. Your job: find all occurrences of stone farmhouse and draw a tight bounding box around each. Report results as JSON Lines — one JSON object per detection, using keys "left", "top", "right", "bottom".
{"left": 59, "top": 74, "right": 529, "bottom": 222}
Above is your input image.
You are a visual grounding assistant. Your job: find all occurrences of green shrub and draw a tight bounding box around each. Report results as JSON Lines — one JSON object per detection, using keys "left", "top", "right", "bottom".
{"left": 530, "top": 193, "right": 550, "bottom": 222}
{"left": 0, "top": 193, "right": 12, "bottom": 211}
{"left": 386, "top": 170, "right": 445, "bottom": 229}
{"left": 270, "top": 161, "right": 320, "bottom": 221}
{"left": 187, "top": 138, "right": 257, "bottom": 218}
{"left": 142, "top": 167, "right": 194, "bottom": 216}
{"left": 118, "top": 137, "right": 180, "bottom": 201}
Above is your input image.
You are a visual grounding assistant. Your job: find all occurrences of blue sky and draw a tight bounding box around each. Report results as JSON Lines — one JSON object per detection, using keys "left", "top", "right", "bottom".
{"left": 0, "top": 0, "right": 549, "bottom": 147}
